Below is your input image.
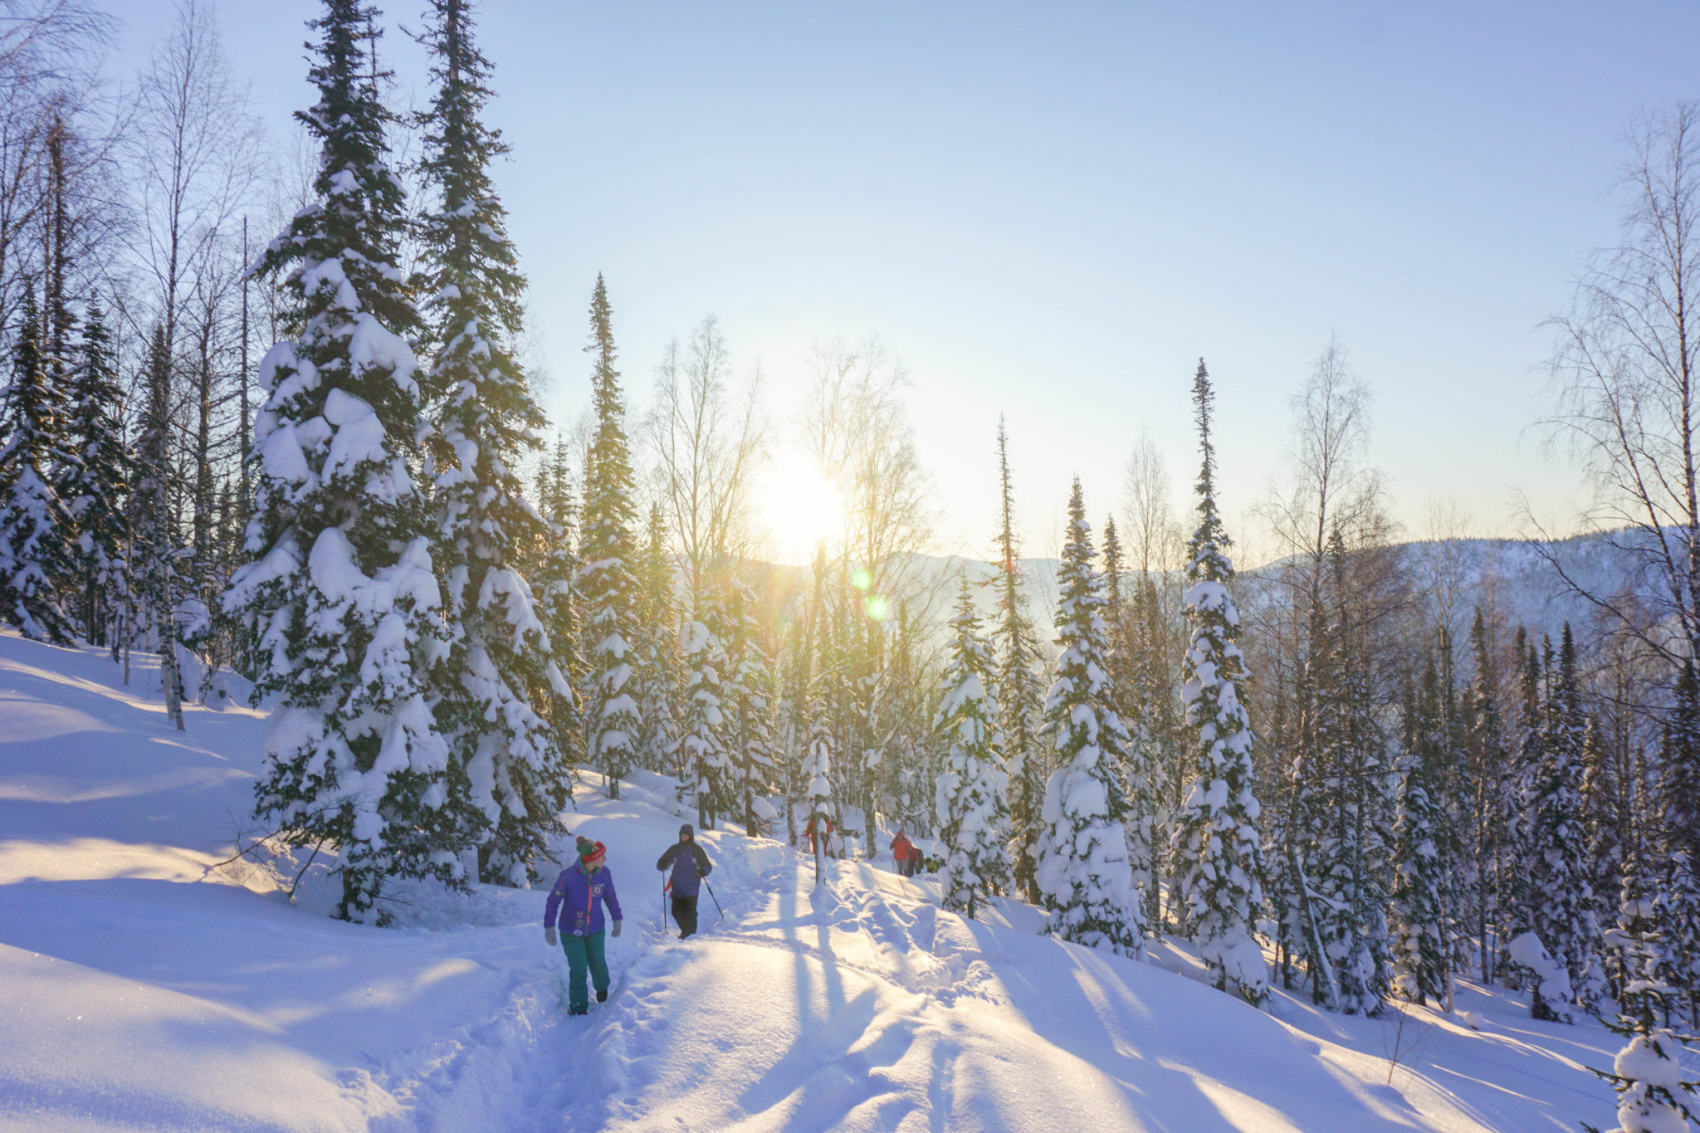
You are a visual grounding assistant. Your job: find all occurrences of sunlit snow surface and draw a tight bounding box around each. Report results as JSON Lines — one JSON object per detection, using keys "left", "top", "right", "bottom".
{"left": 0, "top": 631, "right": 1628, "bottom": 1131}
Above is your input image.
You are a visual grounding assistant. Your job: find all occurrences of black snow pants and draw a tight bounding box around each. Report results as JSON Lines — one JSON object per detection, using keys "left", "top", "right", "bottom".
{"left": 671, "top": 894, "right": 699, "bottom": 937}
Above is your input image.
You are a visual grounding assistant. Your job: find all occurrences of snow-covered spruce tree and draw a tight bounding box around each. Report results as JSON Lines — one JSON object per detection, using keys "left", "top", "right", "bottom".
{"left": 1308, "top": 527, "right": 1393, "bottom": 1018}
{"left": 635, "top": 501, "right": 679, "bottom": 776}
{"left": 1585, "top": 851, "right": 1699, "bottom": 1133}
{"left": 679, "top": 602, "right": 733, "bottom": 829}
{"left": 1661, "top": 660, "right": 1700, "bottom": 1024}
{"left": 61, "top": 305, "right": 131, "bottom": 649}
{"left": 224, "top": 0, "right": 473, "bottom": 922}
{"left": 1391, "top": 656, "right": 1450, "bottom": 1006}
{"left": 1463, "top": 606, "right": 1508, "bottom": 985}
{"left": 414, "top": 0, "right": 567, "bottom": 885}
{"left": 725, "top": 579, "right": 777, "bottom": 836}
{"left": 1582, "top": 716, "right": 1626, "bottom": 995}
{"left": 1036, "top": 479, "right": 1144, "bottom": 955}
{"left": 0, "top": 289, "right": 77, "bottom": 645}
{"left": 990, "top": 417, "right": 1049, "bottom": 905}
{"left": 879, "top": 600, "right": 933, "bottom": 834}
{"left": 1529, "top": 625, "right": 1606, "bottom": 1016}
{"left": 1131, "top": 570, "right": 1180, "bottom": 935}
{"left": 935, "top": 577, "right": 1011, "bottom": 919}
{"left": 576, "top": 274, "right": 642, "bottom": 799}
{"left": 532, "top": 438, "right": 583, "bottom": 772}
{"left": 1172, "top": 359, "right": 1269, "bottom": 1004}
{"left": 1101, "top": 512, "right": 1161, "bottom": 927}
{"left": 1501, "top": 631, "right": 1543, "bottom": 960}
{"left": 802, "top": 569, "right": 836, "bottom": 885}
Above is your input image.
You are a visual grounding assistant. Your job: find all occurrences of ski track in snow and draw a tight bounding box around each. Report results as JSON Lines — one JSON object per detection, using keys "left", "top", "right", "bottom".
{"left": 0, "top": 632, "right": 1635, "bottom": 1132}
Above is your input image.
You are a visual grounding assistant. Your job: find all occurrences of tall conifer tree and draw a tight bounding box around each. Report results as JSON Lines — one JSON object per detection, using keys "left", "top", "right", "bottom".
{"left": 634, "top": 501, "right": 679, "bottom": 775}
{"left": 989, "top": 418, "right": 1048, "bottom": 904}
{"left": 225, "top": 0, "right": 469, "bottom": 921}
{"left": 533, "top": 438, "right": 583, "bottom": 771}
{"left": 61, "top": 306, "right": 131, "bottom": 650}
{"left": 725, "top": 579, "right": 776, "bottom": 835}
{"left": 1172, "top": 359, "right": 1269, "bottom": 1004}
{"left": 577, "top": 275, "right": 642, "bottom": 799}
{"left": 1463, "top": 607, "right": 1507, "bottom": 983}
{"left": 1392, "top": 656, "right": 1450, "bottom": 1006}
{"left": 415, "top": 0, "right": 567, "bottom": 884}
{"left": 1529, "top": 625, "right": 1605, "bottom": 1013}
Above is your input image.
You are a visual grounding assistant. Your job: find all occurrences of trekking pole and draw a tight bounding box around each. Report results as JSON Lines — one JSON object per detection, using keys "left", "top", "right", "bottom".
{"left": 661, "top": 876, "right": 669, "bottom": 933}
{"left": 703, "top": 878, "right": 725, "bottom": 924}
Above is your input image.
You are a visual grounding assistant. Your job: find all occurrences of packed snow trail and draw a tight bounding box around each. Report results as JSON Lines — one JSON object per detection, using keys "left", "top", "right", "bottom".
{"left": 0, "top": 633, "right": 1625, "bottom": 1131}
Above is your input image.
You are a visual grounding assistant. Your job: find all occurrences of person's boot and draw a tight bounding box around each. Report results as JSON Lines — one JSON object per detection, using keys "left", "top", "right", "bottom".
{"left": 596, "top": 989, "right": 608, "bottom": 1003}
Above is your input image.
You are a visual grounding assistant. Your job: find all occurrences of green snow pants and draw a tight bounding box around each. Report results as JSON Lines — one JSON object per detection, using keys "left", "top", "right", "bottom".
{"left": 560, "top": 929, "right": 609, "bottom": 1013}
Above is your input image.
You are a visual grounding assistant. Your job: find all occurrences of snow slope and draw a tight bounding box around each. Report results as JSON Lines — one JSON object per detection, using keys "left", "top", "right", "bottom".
{"left": 0, "top": 632, "right": 1623, "bottom": 1131}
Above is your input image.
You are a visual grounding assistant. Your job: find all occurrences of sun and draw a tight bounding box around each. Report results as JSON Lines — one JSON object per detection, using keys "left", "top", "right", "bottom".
{"left": 757, "top": 452, "right": 842, "bottom": 565}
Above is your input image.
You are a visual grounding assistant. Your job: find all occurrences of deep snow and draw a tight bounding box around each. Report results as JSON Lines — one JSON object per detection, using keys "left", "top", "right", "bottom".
{"left": 0, "top": 631, "right": 1632, "bottom": 1131}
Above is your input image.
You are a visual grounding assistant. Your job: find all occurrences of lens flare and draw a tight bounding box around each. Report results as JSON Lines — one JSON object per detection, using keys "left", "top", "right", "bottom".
{"left": 758, "top": 453, "right": 842, "bottom": 564}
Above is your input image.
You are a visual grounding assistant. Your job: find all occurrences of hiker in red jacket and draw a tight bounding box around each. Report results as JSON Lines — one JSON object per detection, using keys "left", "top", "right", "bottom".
{"left": 805, "top": 812, "right": 835, "bottom": 856}
{"left": 891, "top": 830, "right": 916, "bottom": 878}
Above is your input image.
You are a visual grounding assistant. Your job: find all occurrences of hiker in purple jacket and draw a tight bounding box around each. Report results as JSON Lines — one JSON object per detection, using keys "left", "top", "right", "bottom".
{"left": 544, "top": 836, "right": 623, "bottom": 1015}
{"left": 657, "top": 823, "right": 713, "bottom": 938}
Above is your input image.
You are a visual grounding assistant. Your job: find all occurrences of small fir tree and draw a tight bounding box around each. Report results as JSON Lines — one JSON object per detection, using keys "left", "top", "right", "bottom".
{"left": 934, "top": 578, "right": 1011, "bottom": 919}
{"left": 1172, "top": 359, "right": 1269, "bottom": 1004}
{"left": 1036, "top": 479, "right": 1144, "bottom": 956}
{"left": 1584, "top": 847, "right": 1699, "bottom": 1133}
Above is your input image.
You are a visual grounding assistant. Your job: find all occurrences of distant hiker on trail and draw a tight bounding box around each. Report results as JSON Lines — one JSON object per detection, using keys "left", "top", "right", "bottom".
{"left": 544, "top": 836, "right": 623, "bottom": 1016}
{"left": 658, "top": 824, "right": 714, "bottom": 939}
{"left": 891, "top": 830, "right": 916, "bottom": 878}
{"left": 805, "top": 812, "right": 835, "bottom": 857}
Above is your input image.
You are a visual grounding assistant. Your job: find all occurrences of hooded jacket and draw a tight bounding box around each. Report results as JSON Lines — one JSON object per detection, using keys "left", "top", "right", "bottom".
{"left": 657, "top": 841, "right": 712, "bottom": 899}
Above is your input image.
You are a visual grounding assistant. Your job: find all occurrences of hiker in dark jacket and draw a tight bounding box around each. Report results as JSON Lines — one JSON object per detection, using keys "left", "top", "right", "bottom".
{"left": 657, "top": 823, "right": 713, "bottom": 938}
{"left": 544, "top": 836, "right": 623, "bottom": 1015}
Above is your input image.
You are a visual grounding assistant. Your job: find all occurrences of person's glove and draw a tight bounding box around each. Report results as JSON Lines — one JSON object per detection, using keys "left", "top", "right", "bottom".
{"left": 544, "top": 925, "right": 557, "bottom": 947}
{"left": 611, "top": 920, "right": 623, "bottom": 938}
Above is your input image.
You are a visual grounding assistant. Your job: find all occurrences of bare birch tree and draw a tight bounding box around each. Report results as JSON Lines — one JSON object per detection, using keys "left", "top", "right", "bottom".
{"left": 646, "top": 313, "right": 767, "bottom": 608}
{"left": 1543, "top": 102, "right": 1700, "bottom": 670}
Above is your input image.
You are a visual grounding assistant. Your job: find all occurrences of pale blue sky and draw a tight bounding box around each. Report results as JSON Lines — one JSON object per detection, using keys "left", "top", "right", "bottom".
{"left": 106, "top": 1, "right": 1700, "bottom": 562}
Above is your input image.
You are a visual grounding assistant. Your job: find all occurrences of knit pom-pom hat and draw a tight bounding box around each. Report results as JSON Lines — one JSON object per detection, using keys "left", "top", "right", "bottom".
{"left": 576, "top": 835, "right": 606, "bottom": 865}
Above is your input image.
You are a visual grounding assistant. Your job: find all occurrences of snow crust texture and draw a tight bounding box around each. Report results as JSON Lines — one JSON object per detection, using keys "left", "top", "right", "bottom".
{"left": 0, "top": 632, "right": 1634, "bottom": 1131}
